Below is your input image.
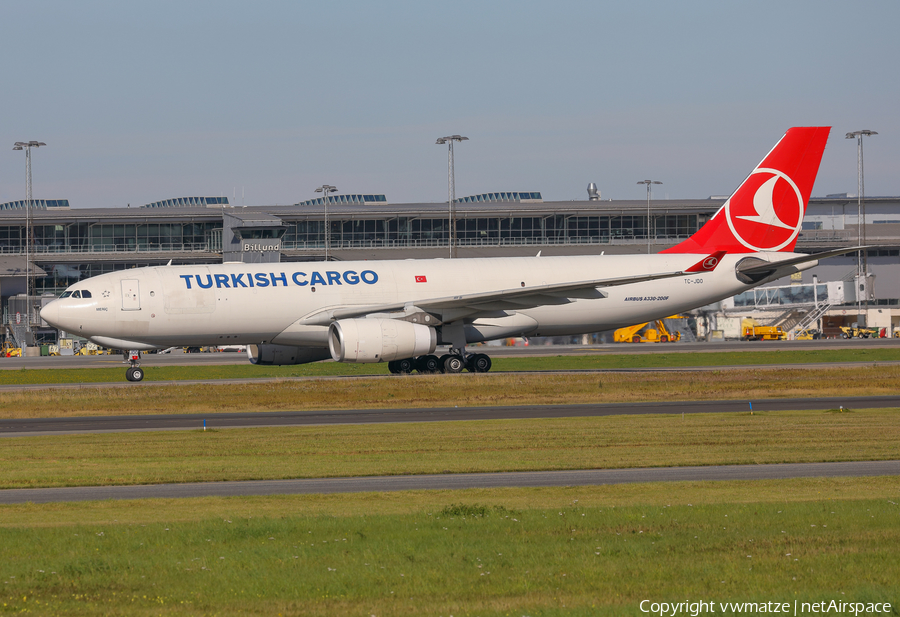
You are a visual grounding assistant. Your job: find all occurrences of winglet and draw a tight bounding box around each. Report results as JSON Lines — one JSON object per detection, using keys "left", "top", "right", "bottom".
{"left": 685, "top": 250, "right": 727, "bottom": 273}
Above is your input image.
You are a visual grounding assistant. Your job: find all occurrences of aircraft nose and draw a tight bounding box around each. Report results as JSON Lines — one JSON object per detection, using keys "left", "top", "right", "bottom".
{"left": 40, "top": 300, "right": 61, "bottom": 328}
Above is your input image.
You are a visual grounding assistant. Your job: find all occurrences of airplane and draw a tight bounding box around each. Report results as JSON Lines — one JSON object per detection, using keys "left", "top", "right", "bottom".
{"left": 40, "top": 126, "right": 861, "bottom": 382}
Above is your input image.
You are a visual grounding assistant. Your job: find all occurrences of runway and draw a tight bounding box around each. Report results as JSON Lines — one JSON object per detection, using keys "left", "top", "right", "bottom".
{"left": 3, "top": 395, "right": 899, "bottom": 436}
{"left": 1, "top": 338, "right": 897, "bottom": 371}
{"left": 1, "top": 460, "right": 897, "bottom": 504}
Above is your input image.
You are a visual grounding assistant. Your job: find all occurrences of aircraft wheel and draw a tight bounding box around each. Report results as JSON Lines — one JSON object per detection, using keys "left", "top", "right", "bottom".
{"left": 388, "top": 360, "right": 401, "bottom": 374}
{"left": 467, "top": 353, "right": 492, "bottom": 373}
{"left": 126, "top": 367, "right": 144, "bottom": 382}
{"left": 417, "top": 354, "right": 441, "bottom": 373}
{"left": 397, "top": 357, "right": 415, "bottom": 374}
{"left": 442, "top": 354, "right": 464, "bottom": 374}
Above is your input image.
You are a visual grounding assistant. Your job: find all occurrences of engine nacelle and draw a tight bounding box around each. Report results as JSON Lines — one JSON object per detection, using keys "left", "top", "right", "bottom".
{"left": 328, "top": 319, "right": 436, "bottom": 363}
{"left": 247, "top": 344, "right": 331, "bottom": 366}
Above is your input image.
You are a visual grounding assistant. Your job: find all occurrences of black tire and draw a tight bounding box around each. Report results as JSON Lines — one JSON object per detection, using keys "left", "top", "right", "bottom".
{"left": 397, "top": 358, "right": 415, "bottom": 374}
{"left": 468, "top": 353, "right": 492, "bottom": 373}
{"left": 388, "top": 360, "right": 400, "bottom": 374}
{"left": 126, "top": 367, "right": 144, "bottom": 382}
{"left": 442, "top": 355, "right": 464, "bottom": 374}
{"left": 125, "top": 368, "right": 134, "bottom": 382}
{"left": 417, "top": 354, "right": 440, "bottom": 373}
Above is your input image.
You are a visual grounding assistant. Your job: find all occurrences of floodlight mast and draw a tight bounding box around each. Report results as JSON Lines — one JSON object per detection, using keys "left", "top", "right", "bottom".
{"left": 12, "top": 141, "right": 46, "bottom": 332}
{"left": 314, "top": 185, "right": 338, "bottom": 261}
{"left": 845, "top": 130, "right": 877, "bottom": 324}
{"left": 436, "top": 135, "right": 468, "bottom": 258}
{"left": 637, "top": 179, "right": 662, "bottom": 254}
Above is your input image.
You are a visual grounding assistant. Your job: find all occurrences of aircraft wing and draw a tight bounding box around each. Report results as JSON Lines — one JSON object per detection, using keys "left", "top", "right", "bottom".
{"left": 299, "top": 268, "right": 689, "bottom": 326}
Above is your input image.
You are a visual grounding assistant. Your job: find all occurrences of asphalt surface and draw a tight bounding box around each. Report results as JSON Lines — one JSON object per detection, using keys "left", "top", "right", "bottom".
{"left": 2, "top": 395, "right": 898, "bottom": 437}
{"left": 1, "top": 460, "right": 897, "bottom": 504}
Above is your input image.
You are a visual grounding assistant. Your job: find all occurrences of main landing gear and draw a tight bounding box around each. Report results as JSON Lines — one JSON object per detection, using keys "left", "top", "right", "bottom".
{"left": 123, "top": 350, "right": 144, "bottom": 382}
{"left": 387, "top": 351, "right": 492, "bottom": 375}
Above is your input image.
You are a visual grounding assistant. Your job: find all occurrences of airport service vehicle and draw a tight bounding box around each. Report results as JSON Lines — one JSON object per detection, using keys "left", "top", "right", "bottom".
{"left": 741, "top": 325, "right": 786, "bottom": 341}
{"left": 614, "top": 316, "right": 682, "bottom": 343}
{"left": 41, "top": 126, "right": 862, "bottom": 381}
{"left": 1, "top": 342, "right": 21, "bottom": 358}
{"left": 794, "top": 328, "right": 821, "bottom": 341}
{"left": 840, "top": 326, "right": 880, "bottom": 339}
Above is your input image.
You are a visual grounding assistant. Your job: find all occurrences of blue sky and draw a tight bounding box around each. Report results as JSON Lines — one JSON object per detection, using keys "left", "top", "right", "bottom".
{"left": 1, "top": 0, "right": 898, "bottom": 208}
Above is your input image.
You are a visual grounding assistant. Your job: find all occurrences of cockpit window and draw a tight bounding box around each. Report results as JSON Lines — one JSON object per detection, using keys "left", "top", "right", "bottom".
{"left": 82, "top": 290, "right": 92, "bottom": 298}
{"left": 71, "top": 290, "right": 81, "bottom": 298}
{"left": 60, "top": 291, "right": 72, "bottom": 298}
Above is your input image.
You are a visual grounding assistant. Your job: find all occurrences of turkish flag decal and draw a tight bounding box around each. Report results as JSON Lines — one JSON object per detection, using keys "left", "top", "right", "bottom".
{"left": 415, "top": 275, "right": 427, "bottom": 283}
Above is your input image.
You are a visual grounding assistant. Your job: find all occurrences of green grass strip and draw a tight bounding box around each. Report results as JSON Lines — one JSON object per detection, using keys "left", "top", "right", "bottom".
{"left": 1, "top": 347, "right": 899, "bottom": 385}
{"left": 2, "top": 365, "right": 899, "bottom": 419}
{"left": 3, "top": 409, "right": 899, "bottom": 489}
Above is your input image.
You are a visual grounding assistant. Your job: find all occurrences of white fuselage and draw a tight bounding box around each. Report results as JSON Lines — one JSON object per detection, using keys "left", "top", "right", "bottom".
{"left": 40, "top": 252, "right": 799, "bottom": 350}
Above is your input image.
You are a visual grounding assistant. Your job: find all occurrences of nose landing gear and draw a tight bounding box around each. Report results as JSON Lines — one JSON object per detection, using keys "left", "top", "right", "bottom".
{"left": 123, "top": 350, "right": 144, "bottom": 382}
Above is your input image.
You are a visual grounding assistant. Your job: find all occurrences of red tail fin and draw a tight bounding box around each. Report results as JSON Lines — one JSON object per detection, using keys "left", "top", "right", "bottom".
{"left": 663, "top": 127, "right": 831, "bottom": 254}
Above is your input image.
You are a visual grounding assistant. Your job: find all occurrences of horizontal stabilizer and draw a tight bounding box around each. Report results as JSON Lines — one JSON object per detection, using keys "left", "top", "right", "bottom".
{"left": 736, "top": 246, "right": 868, "bottom": 276}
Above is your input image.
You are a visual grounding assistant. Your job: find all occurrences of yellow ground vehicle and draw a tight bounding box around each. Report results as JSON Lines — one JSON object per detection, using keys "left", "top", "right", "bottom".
{"left": 794, "top": 329, "right": 821, "bottom": 340}
{"left": 2, "top": 342, "right": 22, "bottom": 357}
{"left": 742, "top": 325, "right": 786, "bottom": 341}
{"left": 614, "top": 316, "right": 682, "bottom": 343}
{"left": 76, "top": 342, "right": 107, "bottom": 355}
{"left": 840, "top": 326, "right": 879, "bottom": 339}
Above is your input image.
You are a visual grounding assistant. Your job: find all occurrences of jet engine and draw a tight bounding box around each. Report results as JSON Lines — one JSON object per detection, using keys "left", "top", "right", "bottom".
{"left": 328, "top": 318, "right": 436, "bottom": 363}
{"left": 247, "top": 344, "right": 332, "bottom": 366}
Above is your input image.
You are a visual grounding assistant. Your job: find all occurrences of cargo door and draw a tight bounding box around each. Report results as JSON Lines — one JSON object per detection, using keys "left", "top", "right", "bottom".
{"left": 121, "top": 279, "right": 141, "bottom": 311}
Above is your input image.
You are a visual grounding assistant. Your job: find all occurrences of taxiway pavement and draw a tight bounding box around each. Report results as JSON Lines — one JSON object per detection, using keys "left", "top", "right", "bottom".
{"left": 3, "top": 395, "right": 899, "bottom": 437}
{"left": 1, "top": 460, "right": 897, "bottom": 504}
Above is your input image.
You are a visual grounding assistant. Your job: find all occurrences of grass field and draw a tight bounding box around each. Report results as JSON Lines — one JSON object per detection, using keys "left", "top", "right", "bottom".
{"left": 2, "top": 364, "right": 900, "bottom": 419}
{"left": 1, "top": 353, "right": 898, "bottom": 615}
{"left": 3, "top": 409, "right": 900, "bottom": 489}
{"left": 0, "top": 482, "right": 897, "bottom": 616}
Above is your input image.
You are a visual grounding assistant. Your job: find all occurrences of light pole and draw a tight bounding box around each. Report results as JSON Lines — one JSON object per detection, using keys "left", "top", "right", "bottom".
{"left": 845, "top": 130, "right": 877, "bottom": 325}
{"left": 12, "top": 141, "right": 46, "bottom": 332}
{"left": 436, "top": 135, "right": 468, "bottom": 258}
{"left": 315, "top": 185, "right": 337, "bottom": 261}
{"left": 637, "top": 179, "right": 662, "bottom": 254}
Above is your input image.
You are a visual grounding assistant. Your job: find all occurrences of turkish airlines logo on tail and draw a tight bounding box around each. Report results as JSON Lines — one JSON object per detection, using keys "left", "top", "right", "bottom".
{"left": 725, "top": 168, "right": 804, "bottom": 252}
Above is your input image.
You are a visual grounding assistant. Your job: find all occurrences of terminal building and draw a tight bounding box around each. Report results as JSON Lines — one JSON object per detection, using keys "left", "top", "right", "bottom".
{"left": 2, "top": 190, "right": 898, "bottom": 344}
